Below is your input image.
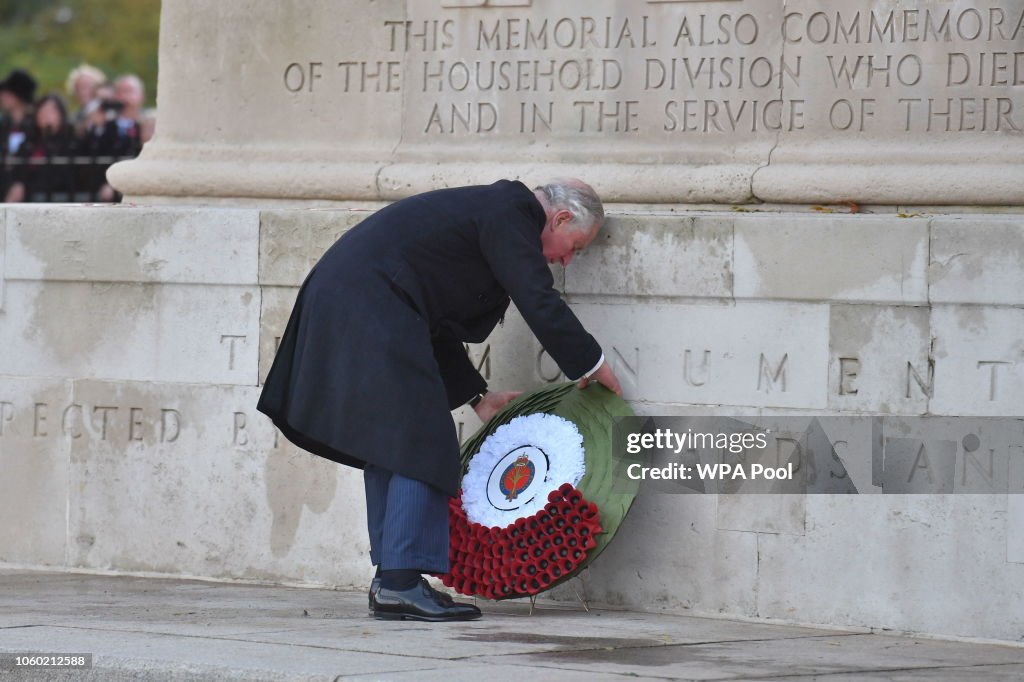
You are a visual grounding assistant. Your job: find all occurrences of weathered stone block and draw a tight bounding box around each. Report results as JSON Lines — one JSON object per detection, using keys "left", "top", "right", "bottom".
{"left": 573, "top": 493, "right": 759, "bottom": 616}
{"left": 828, "top": 305, "right": 931, "bottom": 414}
{"left": 258, "top": 208, "right": 376, "bottom": 286}
{"left": 572, "top": 301, "right": 830, "bottom": 408}
{"left": 756, "top": 495, "right": 1024, "bottom": 642}
{"left": 930, "top": 217, "right": 1024, "bottom": 305}
{"left": 0, "top": 281, "right": 260, "bottom": 386}
{"left": 734, "top": 216, "right": 929, "bottom": 304}
{"left": 717, "top": 495, "right": 806, "bottom": 536}
{"left": 6, "top": 206, "right": 259, "bottom": 284}
{"left": 566, "top": 215, "right": 733, "bottom": 299}
{"left": 931, "top": 305, "right": 1024, "bottom": 416}
{"left": 65, "top": 380, "right": 372, "bottom": 587}
{"left": 0, "top": 376, "right": 72, "bottom": 567}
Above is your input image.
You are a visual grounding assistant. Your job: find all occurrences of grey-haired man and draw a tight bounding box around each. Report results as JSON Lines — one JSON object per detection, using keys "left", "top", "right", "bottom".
{"left": 258, "top": 179, "right": 621, "bottom": 621}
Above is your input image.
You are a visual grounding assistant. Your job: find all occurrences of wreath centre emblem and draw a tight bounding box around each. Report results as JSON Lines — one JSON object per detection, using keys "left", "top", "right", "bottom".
{"left": 500, "top": 453, "right": 536, "bottom": 501}
{"left": 464, "top": 412, "right": 584, "bottom": 524}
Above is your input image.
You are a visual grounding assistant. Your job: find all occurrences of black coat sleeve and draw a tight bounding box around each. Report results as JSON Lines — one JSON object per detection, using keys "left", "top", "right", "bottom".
{"left": 478, "top": 206, "right": 602, "bottom": 380}
{"left": 432, "top": 332, "right": 487, "bottom": 410}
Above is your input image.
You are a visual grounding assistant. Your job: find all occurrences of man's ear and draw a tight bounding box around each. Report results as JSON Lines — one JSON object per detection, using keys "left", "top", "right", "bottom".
{"left": 555, "top": 209, "right": 574, "bottom": 229}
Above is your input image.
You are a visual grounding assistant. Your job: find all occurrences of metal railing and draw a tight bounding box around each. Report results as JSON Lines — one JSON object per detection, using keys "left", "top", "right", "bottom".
{"left": 2, "top": 153, "right": 138, "bottom": 203}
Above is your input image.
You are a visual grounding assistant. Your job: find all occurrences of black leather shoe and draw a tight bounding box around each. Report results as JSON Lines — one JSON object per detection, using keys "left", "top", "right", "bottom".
{"left": 369, "top": 575, "right": 454, "bottom": 610}
{"left": 368, "top": 576, "right": 381, "bottom": 611}
{"left": 372, "top": 578, "right": 481, "bottom": 622}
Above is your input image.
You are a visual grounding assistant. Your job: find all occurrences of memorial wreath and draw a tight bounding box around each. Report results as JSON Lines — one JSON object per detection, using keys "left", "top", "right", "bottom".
{"left": 437, "top": 382, "right": 639, "bottom": 599}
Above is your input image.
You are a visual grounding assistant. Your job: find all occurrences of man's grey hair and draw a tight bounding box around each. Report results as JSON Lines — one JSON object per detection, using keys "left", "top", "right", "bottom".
{"left": 534, "top": 180, "right": 604, "bottom": 233}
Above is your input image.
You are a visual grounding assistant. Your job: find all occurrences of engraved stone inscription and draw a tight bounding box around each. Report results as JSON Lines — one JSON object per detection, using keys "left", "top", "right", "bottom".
{"left": 110, "top": 1, "right": 1024, "bottom": 203}
{"left": 280, "top": 3, "right": 1024, "bottom": 141}
{"left": 0, "top": 401, "right": 12, "bottom": 436}
{"left": 0, "top": 400, "right": 182, "bottom": 443}
{"left": 978, "top": 360, "right": 1012, "bottom": 400}
{"left": 962, "top": 446, "right": 995, "bottom": 488}
{"left": 221, "top": 334, "right": 247, "bottom": 371}
{"left": 535, "top": 348, "right": 563, "bottom": 383}
{"left": 233, "top": 412, "right": 249, "bottom": 446}
{"left": 465, "top": 343, "right": 492, "bottom": 380}
{"left": 907, "top": 359, "right": 935, "bottom": 399}
{"left": 683, "top": 349, "right": 710, "bottom": 387}
{"left": 758, "top": 353, "right": 788, "bottom": 393}
{"left": 610, "top": 346, "right": 639, "bottom": 392}
{"left": 63, "top": 404, "right": 84, "bottom": 439}
{"left": 839, "top": 357, "right": 860, "bottom": 395}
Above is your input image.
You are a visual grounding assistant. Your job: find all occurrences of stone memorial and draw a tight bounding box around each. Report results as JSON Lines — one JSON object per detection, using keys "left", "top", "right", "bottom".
{"left": 2, "top": 0, "right": 1023, "bottom": 643}
{"left": 111, "top": 0, "right": 1024, "bottom": 205}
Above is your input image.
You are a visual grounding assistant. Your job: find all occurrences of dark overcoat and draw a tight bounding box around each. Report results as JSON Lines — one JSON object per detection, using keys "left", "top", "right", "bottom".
{"left": 256, "top": 180, "right": 602, "bottom": 497}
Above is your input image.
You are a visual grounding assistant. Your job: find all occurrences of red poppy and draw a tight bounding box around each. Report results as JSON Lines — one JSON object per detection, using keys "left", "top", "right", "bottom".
{"left": 436, "top": 484, "right": 603, "bottom": 599}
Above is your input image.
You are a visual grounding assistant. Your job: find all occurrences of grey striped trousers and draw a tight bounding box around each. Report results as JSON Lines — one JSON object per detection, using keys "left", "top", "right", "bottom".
{"left": 363, "top": 464, "right": 450, "bottom": 573}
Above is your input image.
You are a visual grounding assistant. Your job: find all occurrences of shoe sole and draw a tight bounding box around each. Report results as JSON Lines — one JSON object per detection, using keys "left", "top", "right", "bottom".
{"left": 373, "top": 611, "right": 481, "bottom": 622}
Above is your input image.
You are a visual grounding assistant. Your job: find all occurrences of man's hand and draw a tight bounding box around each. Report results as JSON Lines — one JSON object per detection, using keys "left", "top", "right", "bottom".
{"left": 577, "top": 359, "right": 623, "bottom": 396}
{"left": 473, "top": 390, "right": 523, "bottom": 422}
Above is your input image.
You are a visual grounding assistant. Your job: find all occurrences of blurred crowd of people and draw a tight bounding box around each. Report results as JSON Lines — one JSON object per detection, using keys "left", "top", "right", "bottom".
{"left": 0, "top": 65, "right": 154, "bottom": 203}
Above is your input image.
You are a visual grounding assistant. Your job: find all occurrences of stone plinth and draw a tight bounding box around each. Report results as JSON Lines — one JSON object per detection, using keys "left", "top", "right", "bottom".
{"left": 109, "top": 0, "right": 1024, "bottom": 204}
{"left": 2, "top": 204, "right": 1024, "bottom": 642}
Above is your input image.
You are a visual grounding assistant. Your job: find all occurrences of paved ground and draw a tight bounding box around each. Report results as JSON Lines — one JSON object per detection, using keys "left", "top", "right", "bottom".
{"left": 0, "top": 570, "right": 1021, "bottom": 681}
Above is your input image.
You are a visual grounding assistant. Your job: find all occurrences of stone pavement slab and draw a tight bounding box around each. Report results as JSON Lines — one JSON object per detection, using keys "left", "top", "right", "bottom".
{"left": 0, "top": 570, "right": 1021, "bottom": 681}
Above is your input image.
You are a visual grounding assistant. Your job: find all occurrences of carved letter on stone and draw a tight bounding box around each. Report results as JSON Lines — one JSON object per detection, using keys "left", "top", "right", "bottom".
{"left": 283, "top": 62, "right": 322, "bottom": 93}
{"left": 907, "top": 443, "right": 935, "bottom": 484}
{"left": 129, "top": 407, "right": 145, "bottom": 442}
{"left": 774, "top": 437, "right": 802, "bottom": 472}
{"left": 33, "top": 402, "right": 48, "bottom": 437}
{"left": 161, "top": 409, "right": 181, "bottom": 443}
{"left": 839, "top": 357, "right": 860, "bottom": 395}
{"left": 611, "top": 346, "right": 639, "bottom": 390}
{"left": 977, "top": 360, "right": 1011, "bottom": 401}
{"left": 465, "top": 343, "right": 492, "bottom": 381}
{"left": 0, "top": 401, "right": 14, "bottom": 436}
{"left": 962, "top": 449, "right": 995, "bottom": 487}
{"left": 536, "top": 348, "right": 563, "bottom": 383}
{"left": 62, "top": 404, "right": 84, "bottom": 439}
{"left": 684, "top": 349, "right": 710, "bottom": 387}
{"left": 221, "top": 334, "right": 247, "bottom": 371}
{"left": 906, "top": 360, "right": 935, "bottom": 399}
{"left": 92, "top": 406, "right": 119, "bottom": 441}
{"left": 233, "top": 412, "right": 249, "bottom": 446}
{"left": 757, "top": 353, "right": 788, "bottom": 393}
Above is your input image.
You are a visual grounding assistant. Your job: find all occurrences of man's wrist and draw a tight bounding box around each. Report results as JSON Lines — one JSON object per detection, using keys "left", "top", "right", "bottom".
{"left": 581, "top": 352, "right": 605, "bottom": 380}
{"left": 468, "top": 392, "right": 486, "bottom": 408}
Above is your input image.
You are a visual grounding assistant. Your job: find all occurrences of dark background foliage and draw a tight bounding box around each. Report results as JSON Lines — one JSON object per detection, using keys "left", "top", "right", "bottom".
{"left": 0, "top": 0, "right": 160, "bottom": 106}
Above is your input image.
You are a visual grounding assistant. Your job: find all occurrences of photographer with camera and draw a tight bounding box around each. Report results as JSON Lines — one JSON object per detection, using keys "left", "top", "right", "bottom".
{"left": 67, "top": 63, "right": 107, "bottom": 137}
{"left": 78, "top": 75, "right": 145, "bottom": 201}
